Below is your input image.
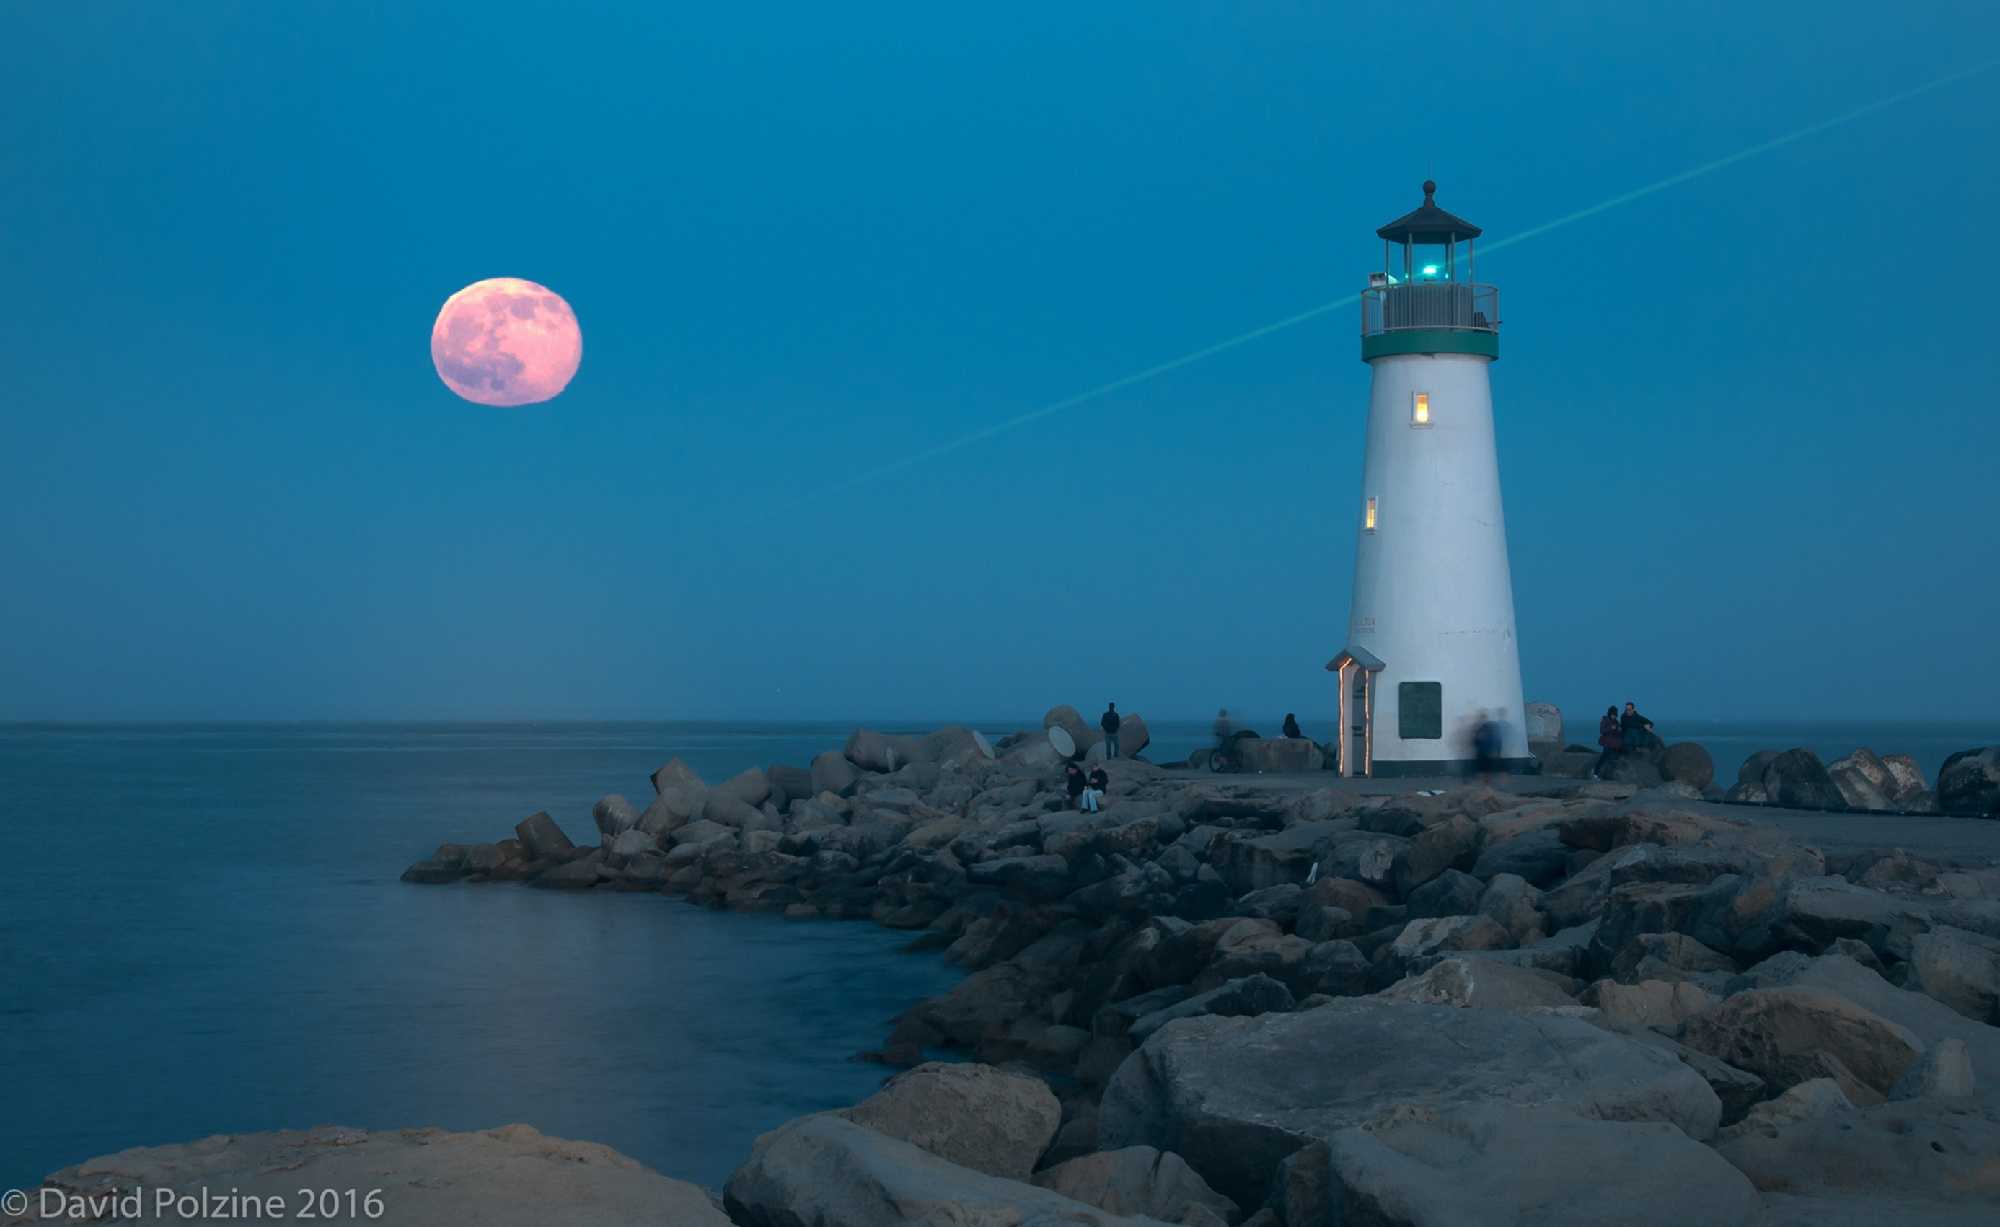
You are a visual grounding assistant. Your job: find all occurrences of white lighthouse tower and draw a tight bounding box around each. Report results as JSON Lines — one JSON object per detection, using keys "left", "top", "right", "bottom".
{"left": 1328, "top": 181, "right": 1528, "bottom": 777}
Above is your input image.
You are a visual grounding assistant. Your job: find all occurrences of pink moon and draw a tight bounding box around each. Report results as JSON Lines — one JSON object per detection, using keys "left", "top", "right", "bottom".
{"left": 430, "top": 277, "right": 582, "bottom": 406}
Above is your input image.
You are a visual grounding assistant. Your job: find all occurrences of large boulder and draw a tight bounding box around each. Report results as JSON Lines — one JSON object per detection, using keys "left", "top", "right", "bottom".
{"left": 1761, "top": 748, "right": 1845, "bottom": 810}
{"left": 650, "top": 757, "right": 703, "bottom": 794}
{"left": 31, "top": 1124, "right": 732, "bottom": 1227}
{"left": 591, "top": 794, "right": 641, "bottom": 841}
{"left": 838, "top": 1061, "right": 1060, "bottom": 1181}
{"left": 1117, "top": 714, "right": 1153, "bottom": 759}
{"left": 724, "top": 1113, "right": 1169, "bottom": 1227}
{"left": 1602, "top": 755, "right": 1663, "bottom": 788}
{"left": 1044, "top": 704, "right": 1092, "bottom": 748}
{"left": 1129, "top": 974, "right": 1295, "bottom": 1044}
{"left": 1658, "top": 742, "right": 1715, "bottom": 792}
{"left": 1907, "top": 925, "right": 2000, "bottom": 1023}
{"left": 716, "top": 767, "right": 772, "bottom": 808}
{"left": 844, "top": 727, "right": 911, "bottom": 773}
{"left": 513, "top": 811, "right": 575, "bottom": 861}
{"left": 1938, "top": 747, "right": 2000, "bottom": 817}
{"left": 1680, "top": 987, "right": 1922, "bottom": 1102}
{"left": 1306, "top": 1106, "right": 1761, "bottom": 1227}
{"left": 1717, "top": 1097, "right": 2000, "bottom": 1210}
{"left": 1031, "top": 1147, "right": 1238, "bottom": 1227}
{"left": 639, "top": 783, "right": 705, "bottom": 836}
{"left": 1097, "top": 999, "right": 1720, "bottom": 1208}
{"left": 1826, "top": 748, "right": 1896, "bottom": 811}
{"left": 1524, "top": 701, "right": 1563, "bottom": 746}
{"left": 809, "top": 750, "right": 860, "bottom": 797}
{"left": 766, "top": 764, "right": 815, "bottom": 808}
{"left": 1881, "top": 753, "right": 1931, "bottom": 807}
{"left": 1235, "top": 738, "right": 1326, "bottom": 773}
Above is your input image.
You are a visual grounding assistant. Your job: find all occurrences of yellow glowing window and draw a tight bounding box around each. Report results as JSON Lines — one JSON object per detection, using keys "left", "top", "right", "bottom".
{"left": 1364, "top": 496, "right": 1378, "bottom": 531}
{"left": 1412, "top": 392, "right": 1432, "bottom": 427}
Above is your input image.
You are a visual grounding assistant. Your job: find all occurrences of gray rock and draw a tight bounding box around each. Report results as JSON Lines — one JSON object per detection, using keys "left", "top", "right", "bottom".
{"left": 639, "top": 783, "right": 705, "bottom": 836}
{"left": 1319, "top": 1105, "right": 1761, "bottom": 1227}
{"left": 400, "top": 855, "right": 466, "bottom": 884}
{"left": 513, "top": 811, "right": 575, "bottom": 861}
{"left": 1938, "top": 746, "right": 2000, "bottom": 817}
{"left": 1392, "top": 815, "right": 1483, "bottom": 896}
{"left": 715, "top": 767, "right": 772, "bottom": 807}
{"left": 1299, "top": 940, "right": 1372, "bottom": 997}
{"left": 1524, "top": 702, "right": 1563, "bottom": 745}
{"left": 1031, "top": 1146, "right": 1238, "bottom": 1226}
{"left": 1680, "top": 987, "right": 1922, "bottom": 1101}
{"left": 1828, "top": 748, "right": 1896, "bottom": 811}
{"left": 1376, "top": 958, "right": 1575, "bottom": 1011}
{"left": 1658, "top": 742, "right": 1715, "bottom": 792}
{"left": 724, "top": 1112, "right": 1169, "bottom": 1227}
{"left": 1216, "top": 823, "right": 1346, "bottom": 894}
{"left": 1470, "top": 827, "right": 1571, "bottom": 887}
{"left": 533, "top": 859, "right": 601, "bottom": 889}
{"left": 1761, "top": 748, "right": 1845, "bottom": 810}
{"left": 606, "top": 828, "right": 657, "bottom": 864}
{"left": 650, "top": 757, "right": 704, "bottom": 794}
{"left": 844, "top": 727, "right": 912, "bottom": 774}
{"left": 1406, "top": 868, "right": 1483, "bottom": 919}
{"left": 1882, "top": 753, "right": 1930, "bottom": 807}
{"left": 810, "top": 750, "right": 861, "bottom": 797}
{"left": 1716, "top": 1097, "right": 2000, "bottom": 1208}
{"left": 766, "top": 764, "right": 814, "bottom": 808}
{"left": 1129, "top": 974, "right": 1295, "bottom": 1043}
{"left": 1234, "top": 883, "right": 1306, "bottom": 924}
{"left": 1602, "top": 756, "right": 1663, "bottom": 787}
{"left": 1579, "top": 978, "right": 1715, "bottom": 1030}
{"left": 704, "top": 792, "right": 777, "bottom": 832}
{"left": 1295, "top": 903, "right": 1355, "bottom": 944}
{"left": 839, "top": 1061, "right": 1060, "bottom": 1181}
{"left": 1609, "top": 932, "right": 1738, "bottom": 983}
{"left": 667, "top": 818, "right": 736, "bottom": 849}
{"left": 968, "top": 854, "right": 1074, "bottom": 900}
{"left": 1476, "top": 873, "right": 1547, "bottom": 944}
{"left": 1887, "top": 1037, "right": 1974, "bottom": 1101}
{"left": 1097, "top": 998, "right": 1721, "bottom": 1208}
{"left": 1907, "top": 925, "right": 2000, "bottom": 1023}
{"left": 591, "top": 794, "right": 640, "bottom": 841}
{"left": 1386, "top": 915, "right": 1511, "bottom": 965}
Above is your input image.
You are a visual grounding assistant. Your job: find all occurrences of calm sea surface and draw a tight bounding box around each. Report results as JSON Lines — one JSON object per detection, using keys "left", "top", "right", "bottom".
{"left": 2, "top": 716, "right": 1992, "bottom": 1187}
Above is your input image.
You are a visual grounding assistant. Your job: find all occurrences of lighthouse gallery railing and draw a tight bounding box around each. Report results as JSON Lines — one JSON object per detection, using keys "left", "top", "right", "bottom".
{"left": 1360, "top": 282, "right": 1499, "bottom": 335}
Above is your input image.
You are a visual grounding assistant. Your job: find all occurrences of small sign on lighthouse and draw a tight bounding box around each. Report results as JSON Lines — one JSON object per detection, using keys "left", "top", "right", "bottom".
{"left": 1327, "top": 181, "right": 1529, "bottom": 778}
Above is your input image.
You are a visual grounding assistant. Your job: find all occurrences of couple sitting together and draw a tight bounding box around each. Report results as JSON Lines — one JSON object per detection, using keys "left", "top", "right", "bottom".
{"left": 1064, "top": 761, "right": 1111, "bottom": 812}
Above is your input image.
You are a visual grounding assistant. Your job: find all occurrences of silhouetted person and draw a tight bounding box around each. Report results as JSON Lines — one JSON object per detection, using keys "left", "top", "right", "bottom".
{"left": 1282, "top": 713, "right": 1304, "bottom": 740}
{"left": 1211, "top": 708, "right": 1236, "bottom": 770}
{"left": 1064, "top": 761, "right": 1087, "bottom": 810}
{"left": 1470, "top": 709, "right": 1503, "bottom": 783}
{"left": 1594, "top": 705, "right": 1623, "bottom": 779}
{"left": 1082, "top": 764, "right": 1109, "bottom": 813}
{"left": 1620, "top": 702, "right": 1656, "bottom": 753}
{"left": 1100, "top": 703, "right": 1122, "bottom": 759}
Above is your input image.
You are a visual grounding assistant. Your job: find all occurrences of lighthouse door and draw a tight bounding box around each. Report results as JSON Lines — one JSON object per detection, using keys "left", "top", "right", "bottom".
{"left": 1348, "top": 669, "right": 1371, "bottom": 777}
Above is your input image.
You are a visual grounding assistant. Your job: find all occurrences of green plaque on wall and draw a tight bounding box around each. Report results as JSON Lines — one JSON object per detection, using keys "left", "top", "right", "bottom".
{"left": 1399, "top": 682, "right": 1443, "bottom": 740}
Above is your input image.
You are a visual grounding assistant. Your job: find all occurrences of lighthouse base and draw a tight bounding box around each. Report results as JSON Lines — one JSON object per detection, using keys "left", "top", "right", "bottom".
{"left": 1366, "top": 756, "right": 1539, "bottom": 779}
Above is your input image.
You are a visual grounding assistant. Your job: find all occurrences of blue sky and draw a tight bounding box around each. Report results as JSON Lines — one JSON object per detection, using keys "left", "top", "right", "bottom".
{"left": 2, "top": 2, "right": 1996, "bottom": 723}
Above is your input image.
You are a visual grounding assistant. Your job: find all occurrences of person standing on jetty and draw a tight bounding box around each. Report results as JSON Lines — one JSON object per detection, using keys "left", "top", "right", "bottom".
{"left": 1470, "top": 710, "right": 1503, "bottom": 782}
{"left": 1064, "top": 761, "right": 1087, "bottom": 810}
{"left": 1594, "top": 705, "right": 1624, "bottom": 779}
{"left": 1283, "top": 712, "right": 1304, "bottom": 740}
{"left": 1100, "top": 703, "right": 1122, "bottom": 758}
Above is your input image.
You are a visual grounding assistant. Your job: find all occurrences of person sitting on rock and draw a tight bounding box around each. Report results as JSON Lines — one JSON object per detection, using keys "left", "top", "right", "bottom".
{"left": 1283, "top": 712, "right": 1304, "bottom": 740}
{"left": 1620, "top": 702, "right": 1657, "bottom": 753}
{"left": 1100, "top": 703, "right": 1122, "bottom": 759}
{"left": 1593, "top": 705, "right": 1624, "bottom": 779}
{"left": 1064, "top": 761, "right": 1087, "bottom": 810}
{"left": 1082, "top": 764, "right": 1109, "bottom": 812}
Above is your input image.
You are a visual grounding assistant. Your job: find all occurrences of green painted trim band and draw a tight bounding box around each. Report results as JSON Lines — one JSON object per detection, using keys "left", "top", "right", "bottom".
{"left": 1361, "top": 329, "right": 1500, "bottom": 362}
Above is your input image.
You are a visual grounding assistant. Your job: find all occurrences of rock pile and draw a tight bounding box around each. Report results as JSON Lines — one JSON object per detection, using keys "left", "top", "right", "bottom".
{"left": 383, "top": 717, "right": 2000, "bottom": 1222}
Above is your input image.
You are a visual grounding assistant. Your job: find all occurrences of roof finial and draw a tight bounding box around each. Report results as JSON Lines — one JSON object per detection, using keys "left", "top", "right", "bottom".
{"left": 1422, "top": 179, "right": 1437, "bottom": 203}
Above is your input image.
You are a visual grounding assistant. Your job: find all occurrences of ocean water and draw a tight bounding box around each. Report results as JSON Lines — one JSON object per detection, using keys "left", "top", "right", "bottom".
{"left": 0, "top": 723, "right": 965, "bottom": 1190}
{"left": 4, "top": 717, "right": 1992, "bottom": 1190}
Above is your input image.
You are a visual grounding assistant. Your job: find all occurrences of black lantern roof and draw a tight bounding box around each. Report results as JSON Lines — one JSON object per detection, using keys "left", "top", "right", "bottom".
{"left": 1375, "top": 180, "right": 1481, "bottom": 243}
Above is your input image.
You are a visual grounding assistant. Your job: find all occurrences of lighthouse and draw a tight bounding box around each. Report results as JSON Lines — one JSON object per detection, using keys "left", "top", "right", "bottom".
{"left": 1327, "top": 181, "right": 1528, "bottom": 777}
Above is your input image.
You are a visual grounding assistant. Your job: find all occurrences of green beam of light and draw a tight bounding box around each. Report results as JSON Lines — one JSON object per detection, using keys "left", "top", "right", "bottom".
{"left": 794, "top": 57, "right": 1999, "bottom": 504}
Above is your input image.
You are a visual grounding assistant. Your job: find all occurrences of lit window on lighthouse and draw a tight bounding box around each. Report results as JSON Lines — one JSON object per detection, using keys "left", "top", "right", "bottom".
{"left": 1412, "top": 392, "right": 1432, "bottom": 427}
{"left": 1364, "top": 497, "right": 1378, "bottom": 532}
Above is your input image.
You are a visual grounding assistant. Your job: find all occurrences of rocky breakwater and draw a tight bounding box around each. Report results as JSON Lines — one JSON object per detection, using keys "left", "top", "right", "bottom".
{"left": 390, "top": 714, "right": 2000, "bottom": 1223}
